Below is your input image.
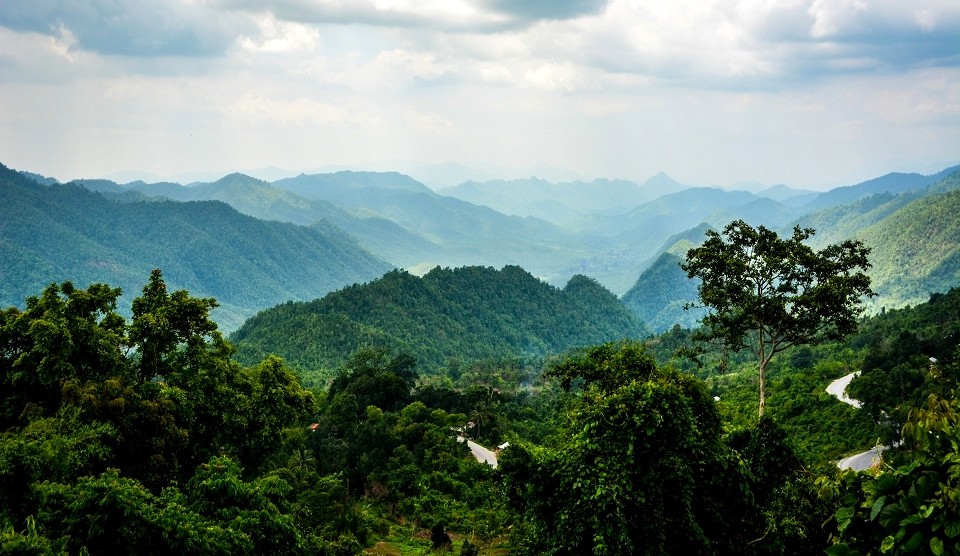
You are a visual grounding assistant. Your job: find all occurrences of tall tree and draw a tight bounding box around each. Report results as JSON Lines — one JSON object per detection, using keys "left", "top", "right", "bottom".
{"left": 129, "top": 269, "right": 221, "bottom": 384}
{"left": 500, "top": 341, "right": 745, "bottom": 555}
{"left": 682, "top": 220, "right": 873, "bottom": 416}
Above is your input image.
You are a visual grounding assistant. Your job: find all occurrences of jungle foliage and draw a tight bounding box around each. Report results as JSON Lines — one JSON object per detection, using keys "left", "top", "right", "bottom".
{"left": 230, "top": 265, "right": 648, "bottom": 382}
{"left": 3, "top": 266, "right": 960, "bottom": 555}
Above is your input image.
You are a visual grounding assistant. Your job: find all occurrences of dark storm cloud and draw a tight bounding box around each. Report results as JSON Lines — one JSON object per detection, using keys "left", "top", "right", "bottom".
{"left": 0, "top": 0, "right": 245, "bottom": 57}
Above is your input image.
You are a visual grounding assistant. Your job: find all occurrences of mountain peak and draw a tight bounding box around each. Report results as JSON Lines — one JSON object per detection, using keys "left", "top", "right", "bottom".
{"left": 641, "top": 172, "right": 687, "bottom": 196}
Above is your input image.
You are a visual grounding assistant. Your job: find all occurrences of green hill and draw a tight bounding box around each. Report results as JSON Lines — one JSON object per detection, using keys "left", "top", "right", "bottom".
{"left": 854, "top": 171, "right": 960, "bottom": 309}
{"left": 621, "top": 252, "right": 705, "bottom": 332}
{"left": 119, "top": 173, "right": 438, "bottom": 270}
{"left": 0, "top": 163, "right": 391, "bottom": 331}
{"left": 230, "top": 265, "right": 648, "bottom": 375}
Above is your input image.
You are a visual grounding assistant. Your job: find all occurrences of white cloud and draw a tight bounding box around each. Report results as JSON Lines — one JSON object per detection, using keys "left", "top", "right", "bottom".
{"left": 238, "top": 12, "right": 320, "bottom": 53}
{"left": 523, "top": 62, "right": 587, "bottom": 93}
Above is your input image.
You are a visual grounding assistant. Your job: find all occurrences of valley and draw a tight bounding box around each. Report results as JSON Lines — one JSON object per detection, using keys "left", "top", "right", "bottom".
{"left": 1, "top": 160, "right": 959, "bottom": 554}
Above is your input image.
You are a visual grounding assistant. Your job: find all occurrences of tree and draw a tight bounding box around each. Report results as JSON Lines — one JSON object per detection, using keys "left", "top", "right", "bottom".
{"left": 500, "top": 341, "right": 746, "bottom": 555}
{"left": 129, "top": 268, "right": 221, "bottom": 384}
{"left": 827, "top": 387, "right": 960, "bottom": 556}
{"left": 682, "top": 220, "right": 873, "bottom": 416}
{"left": 0, "top": 281, "right": 127, "bottom": 427}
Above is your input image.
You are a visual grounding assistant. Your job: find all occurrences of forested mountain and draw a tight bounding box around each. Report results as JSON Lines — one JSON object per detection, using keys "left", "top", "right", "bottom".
{"left": 801, "top": 165, "right": 959, "bottom": 211}
{"left": 271, "top": 172, "right": 591, "bottom": 279}
{"left": 621, "top": 168, "right": 960, "bottom": 331}
{"left": 231, "top": 265, "right": 648, "bottom": 378}
{"left": 854, "top": 173, "right": 960, "bottom": 309}
{"left": 789, "top": 169, "right": 960, "bottom": 310}
{"left": 0, "top": 164, "right": 390, "bottom": 331}
{"left": 116, "top": 173, "right": 439, "bottom": 271}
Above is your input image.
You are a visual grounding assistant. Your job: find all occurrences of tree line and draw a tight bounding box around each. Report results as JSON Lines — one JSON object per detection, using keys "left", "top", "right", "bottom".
{"left": 3, "top": 220, "right": 959, "bottom": 554}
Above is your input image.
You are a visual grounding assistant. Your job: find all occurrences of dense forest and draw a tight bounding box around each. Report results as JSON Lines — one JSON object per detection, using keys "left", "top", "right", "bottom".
{"left": 3, "top": 264, "right": 958, "bottom": 554}
{"left": 0, "top": 164, "right": 390, "bottom": 331}
{"left": 230, "top": 265, "right": 647, "bottom": 384}
{"left": 3, "top": 161, "right": 959, "bottom": 554}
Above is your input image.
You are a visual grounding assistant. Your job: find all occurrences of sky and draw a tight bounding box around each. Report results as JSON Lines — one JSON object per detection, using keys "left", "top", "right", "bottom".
{"left": 0, "top": 0, "right": 958, "bottom": 189}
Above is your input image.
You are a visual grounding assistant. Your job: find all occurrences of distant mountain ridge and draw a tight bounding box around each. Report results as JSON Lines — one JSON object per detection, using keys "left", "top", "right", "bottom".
{"left": 88, "top": 170, "right": 593, "bottom": 286}
{"left": 802, "top": 166, "right": 959, "bottom": 211}
{"left": 9, "top": 159, "right": 959, "bottom": 335}
{"left": 436, "top": 175, "right": 683, "bottom": 224}
{"left": 0, "top": 163, "right": 390, "bottom": 331}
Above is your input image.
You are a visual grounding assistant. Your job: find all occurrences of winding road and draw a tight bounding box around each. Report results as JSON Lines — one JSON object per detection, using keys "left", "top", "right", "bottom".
{"left": 457, "top": 436, "right": 498, "bottom": 468}
{"left": 458, "top": 372, "right": 879, "bottom": 472}
{"left": 826, "top": 371, "right": 888, "bottom": 471}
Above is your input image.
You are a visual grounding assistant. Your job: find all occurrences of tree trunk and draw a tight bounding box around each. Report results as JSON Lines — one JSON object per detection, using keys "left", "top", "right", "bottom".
{"left": 758, "top": 360, "right": 766, "bottom": 417}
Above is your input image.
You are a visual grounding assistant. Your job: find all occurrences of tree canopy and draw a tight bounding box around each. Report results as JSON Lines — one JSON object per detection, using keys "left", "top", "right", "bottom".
{"left": 682, "top": 220, "right": 873, "bottom": 415}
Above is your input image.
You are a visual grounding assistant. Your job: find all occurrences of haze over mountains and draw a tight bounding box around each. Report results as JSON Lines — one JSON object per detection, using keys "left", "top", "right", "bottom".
{"left": 3, "top": 160, "right": 958, "bottom": 335}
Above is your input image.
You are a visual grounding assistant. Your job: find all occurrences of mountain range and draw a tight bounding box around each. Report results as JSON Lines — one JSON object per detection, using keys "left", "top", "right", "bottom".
{"left": 0, "top": 164, "right": 390, "bottom": 331}
{"left": 4, "top": 160, "right": 958, "bottom": 336}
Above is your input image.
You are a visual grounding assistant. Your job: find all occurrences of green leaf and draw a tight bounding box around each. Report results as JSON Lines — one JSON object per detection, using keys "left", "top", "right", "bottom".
{"left": 930, "top": 536, "right": 944, "bottom": 555}
{"left": 836, "top": 506, "right": 855, "bottom": 533}
{"left": 825, "top": 543, "right": 860, "bottom": 556}
{"left": 902, "top": 530, "right": 923, "bottom": 551}
{"left": 871, "top": 495, "right": 887, "bottom": 521}
{"left": 880, "top": 535, "right": 895, "bottom": 553}
{"left": 945, "top": 520, "right": 960, "bottom": 539}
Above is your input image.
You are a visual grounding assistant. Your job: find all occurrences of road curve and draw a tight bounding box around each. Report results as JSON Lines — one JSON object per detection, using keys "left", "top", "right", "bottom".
{"left": 826, "top": 371, "right": 885, "bottom": 471}
{"left": 457, "top": 436, "right": 498, "bottom": 468}
{"left": 825, "top": 371, "right": 862, "bottom": 408}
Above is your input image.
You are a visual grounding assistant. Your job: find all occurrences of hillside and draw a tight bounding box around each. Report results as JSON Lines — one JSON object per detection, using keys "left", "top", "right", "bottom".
{"left": 854, "top": 171, "right": 960, "bottom": 309}
{"left": 230, "top": 265, "right": 648, "bottom": 375}
{"left": 0, "top": 163, "right": 391, "bottom": 330}
{"left": 802, "top": 165, "right": 959, "bottom": 211}
{"left": 620, "top": 169, "right": 960, "bottom": 330}
{"left": 621, "top": 252, "right": 705, "bottom": 332}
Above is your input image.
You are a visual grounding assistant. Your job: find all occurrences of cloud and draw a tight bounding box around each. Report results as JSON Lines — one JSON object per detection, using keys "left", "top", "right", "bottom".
{"left": 212, "top": 0, "right": 513, "bottom": 32}
{"left": 0, "top": 0, "right": 250, "bottom": 57}
{"left": 238, "top": 12, "right": 320, "bottom": 53}
{"left": 478, "top": 0, "right": 610, "bottom": 23}
{"left": 231, "top": 92, "right": 375, "bottom": 126}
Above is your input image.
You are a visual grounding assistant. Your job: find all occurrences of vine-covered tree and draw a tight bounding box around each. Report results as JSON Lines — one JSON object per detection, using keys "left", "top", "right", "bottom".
{"left": 500, "top": 341, "right": 747, "bottom": 555}
{"left": 682, "top": 220, "right": 873, "bottom": 416}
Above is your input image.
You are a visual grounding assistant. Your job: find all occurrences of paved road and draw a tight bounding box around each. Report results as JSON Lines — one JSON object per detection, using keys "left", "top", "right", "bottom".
{"left": 826, "top": 371, "right": 885, "bottom": 471}
{"left": 837, "top": 445, "right": 887, "bottom": 471}
{"left": 826, "top": 371, "right": 861, "bottom": 408}
{"left": 457, "top": 436, "right": 498, "bottom": 468}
